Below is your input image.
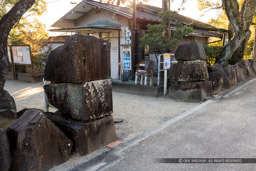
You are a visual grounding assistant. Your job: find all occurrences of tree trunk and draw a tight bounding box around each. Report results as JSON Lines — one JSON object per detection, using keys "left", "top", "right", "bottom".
{"left": 219, "top": 30, "right": 251, "bottom": 65}
{"left": 229, "top": 32, "right": 251, "bottom": 64}
{"left": 0, "top": 0, "right": 35, "bottom": 91}
{"left": 219, "top": 0, "right": 256, "bottom": 65}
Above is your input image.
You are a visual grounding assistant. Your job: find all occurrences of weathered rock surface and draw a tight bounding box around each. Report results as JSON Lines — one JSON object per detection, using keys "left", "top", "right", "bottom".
{"left": 45, "top": 113, "right": 117, "bottom": 156}
{"left": 44, "top": 34, "right": 110, "bottom": 83}
{"left": 209, "top": 71, "right": 223, "bottom": 95}
{"left": 209, "top": 64, "right": 230, "bottom": 91}
{"left": 0, "top": 90, "right": 16, "bottom": 119}
{"left": 0, "top": 116, "right": 16, "bottom": 130}
{"left": 7, "top": 109, "right": 73, "bottom": 171}
{"left": 175, "top": 42, "right": 207, "bottom": 61}
{"left": 224, "top": 65, "right": 237, "bottom": 86}
{"left": 169, "top": 81, "right": 213, "bottom": 101}
{"left": 248, "top": 59, "right": 256, "bottom": 74}
{"left": 234, "top": 64, "right": 246, "bottom": 83}
{"left": 169, "top": 60, "right": 209, "bottom": 82}
{"left": 237, "top": 60, "right": 255, "bottom": 79}
{"left": 44, "top": 79, "right": 113, "bottom": 121}
{"left": 0, "top": 129, "right": 11, "bottom": 171}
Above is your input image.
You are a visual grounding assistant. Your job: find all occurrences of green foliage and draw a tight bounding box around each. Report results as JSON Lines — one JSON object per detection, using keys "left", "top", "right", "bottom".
{"left": 140, "top": 11, "right": 193, "bottom": 54}
{"left": 0, "top": 0, "right": 49, "bottom": 72}
{"left": 204, "top": 45, "right": 223, "bottom": 65}
{"left": 244, "top": 39, "right": 254, "bottom": 59}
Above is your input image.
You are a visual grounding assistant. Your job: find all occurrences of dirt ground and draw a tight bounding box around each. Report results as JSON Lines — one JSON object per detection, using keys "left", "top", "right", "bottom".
{"left": 4, "top": 80, "right": 198, "bottom": 170}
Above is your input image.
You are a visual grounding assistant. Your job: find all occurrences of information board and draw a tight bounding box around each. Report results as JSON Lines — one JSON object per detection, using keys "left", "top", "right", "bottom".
{"left": 163, "top": 53, "right": 171, "bottom": 69}
{"left": 8, "top": 45, "right": 32, "bottom": 65}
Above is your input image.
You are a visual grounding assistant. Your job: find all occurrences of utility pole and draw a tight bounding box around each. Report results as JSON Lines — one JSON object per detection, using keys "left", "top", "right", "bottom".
{"left": 162, "top": 0, "right": 170, "bottom": 12}
{"left": 162, "top": 0, "right": 171, "bottom": 96}
{"left": 131, "top": 0, "right": 137, "bottom": 79}
{"left": 253, "top": 25, "right": 256, "bottom": 60}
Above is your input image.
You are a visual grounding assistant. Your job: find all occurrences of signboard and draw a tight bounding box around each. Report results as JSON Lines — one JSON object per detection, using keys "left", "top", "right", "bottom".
{"left": 8, "top": 45, "right": 32, "bottom": 65}
{"left": 163, "top": 53, "right": 171, "bottom": 69}
{"left": 125, "top": 28, "right": 131, "bottom": 45}
{"left": 123, "top": 51, "right": 131, "bottom": 70}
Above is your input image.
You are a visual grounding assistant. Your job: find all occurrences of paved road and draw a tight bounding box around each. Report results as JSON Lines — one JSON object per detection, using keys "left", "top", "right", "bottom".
{"left": 92, "top": 78, "right": 256, "bottom": 171}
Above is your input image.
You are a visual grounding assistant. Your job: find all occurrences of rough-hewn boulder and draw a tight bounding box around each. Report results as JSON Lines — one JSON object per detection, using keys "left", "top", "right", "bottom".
{"left": 168, "top": 60, "right": 209, "bottom": 83}
{"left": 44, "top": 34, "right": 110, "bottom": 83}
{"left": 7, "top": 109, "right": 73, "bottom": 171}
{"left": 169, "top": 81, "right": 213, "bottom": 101}
{"left": 0, "top": 90, "right": 16, "bottom": 119}
{"left": 0, "top": 129, "right": 11, "bottom": 171}
{"left": 234, "top": 64, "right": 246, "bottom": 83}
{"left": 45, "top": 113, "right": 117, "bottom": 156}
{"left": 224, "top": 65, "right": 237, "bottom": 86}
{"left": 237, "top": 60, "right": 255, "bottom": 79}
{"left": 209, "top": 64, "right": 230, "bottom": 91}
{"left": 44, "top": 79, "right": 113, "bottom": 121}
{"left": 175, "top": 42, "right": 207, "bottom": 61}
{"left": 248, "top": 59, "right": 256, "bottom": 74}
{"left": 209, "top": 71, "right": 223, "bottom": 95}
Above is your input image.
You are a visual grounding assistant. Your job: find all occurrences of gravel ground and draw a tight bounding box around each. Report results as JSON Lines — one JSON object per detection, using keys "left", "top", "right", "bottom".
{"left": 4, "top": 80, "right": 198, "bottom": 170}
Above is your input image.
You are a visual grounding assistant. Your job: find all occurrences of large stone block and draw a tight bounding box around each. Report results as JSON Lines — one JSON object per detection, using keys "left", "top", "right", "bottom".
{"left": 45, "top": 113, "right": 117, "bottom": 156}
{"left": 0, "top": 90, "right": 16, "bottom": 119}
{"left": 7, "top": 109, "right": 73, "bottom": 171}
{"left": 237, "top": 60, "right": 255, "bottom": 79}
{"left": 224, "top": 65, "right": 237, "bottom": 86}
{"left": 175, "top": 42, "right": 207, "bottom": 61}
{"left": 168, "top": 81, "right": 213, "bottom": 101}
{"left": 44, "top": 34, "right": 110, "bottom": 83}
{"left": 234, "top": 64, "right": 246, "bottom": 83}
{"left": 209, "top": 71, "right": 223, "bottom": 95}
{"left": 248, "top": 59, "right": 256, "bottom": 74}
{"left": 0, "top": 129, "right": 11, "bottom": 171}
{"left": 209, "top": 64, "right": 230, "bottom": 90}
{"left": 44, "top": 79, "right": 113, "bottom": 121}
{"left": 168, "top": 60, "right": 209, "bottom": 83}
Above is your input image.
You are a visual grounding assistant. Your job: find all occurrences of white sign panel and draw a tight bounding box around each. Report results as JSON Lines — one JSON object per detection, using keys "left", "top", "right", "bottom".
{"left": 125, "top": 27, "right": 131, "bottom": 45}
{"left": 163, "top": 53, "right": 171, "bottom": 69}
{"left": 8, "top": 46, "right": 32, "bottom": 65}
{"left": 123, "top": 51, "right": 131, "bottom": 70}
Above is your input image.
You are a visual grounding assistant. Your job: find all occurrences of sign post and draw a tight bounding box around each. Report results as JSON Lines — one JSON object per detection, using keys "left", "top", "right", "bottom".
{"left": 163, "top": 53, "right": 171, "bottom": 96}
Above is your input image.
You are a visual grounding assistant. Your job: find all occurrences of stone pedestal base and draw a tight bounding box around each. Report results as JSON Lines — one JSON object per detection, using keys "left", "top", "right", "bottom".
{"left": 168, "top": 81, "right": 213, "bottom": 101}
{"left": 45, "top": 113, "right": 117, "bottom": 156}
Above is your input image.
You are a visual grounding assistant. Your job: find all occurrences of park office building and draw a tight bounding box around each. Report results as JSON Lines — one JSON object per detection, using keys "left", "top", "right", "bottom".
{"left": 50, "top": 0, "right": 227, "bottom": 81}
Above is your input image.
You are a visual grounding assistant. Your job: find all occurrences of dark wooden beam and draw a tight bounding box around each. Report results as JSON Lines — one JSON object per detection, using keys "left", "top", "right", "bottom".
{"left": 72, "top": 10, "right": 87, "bottom": 15}
{"left": 62, "top": 19, "right": 75, "bottom": 24}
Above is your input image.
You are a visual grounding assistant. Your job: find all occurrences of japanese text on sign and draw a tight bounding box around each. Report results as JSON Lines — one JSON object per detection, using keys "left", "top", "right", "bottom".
{"left": 163, "top": 53, "right": 171, "bottom": 69}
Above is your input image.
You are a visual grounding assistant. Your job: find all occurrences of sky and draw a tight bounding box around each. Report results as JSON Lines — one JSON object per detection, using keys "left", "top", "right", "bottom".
{"left": 39, "top": 0, "right": 222, "bottom": 31}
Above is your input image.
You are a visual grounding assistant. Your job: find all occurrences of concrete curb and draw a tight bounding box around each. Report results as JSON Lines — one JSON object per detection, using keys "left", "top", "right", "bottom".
{"left": 72, "top": 77, "right": 256, "bottom": 171}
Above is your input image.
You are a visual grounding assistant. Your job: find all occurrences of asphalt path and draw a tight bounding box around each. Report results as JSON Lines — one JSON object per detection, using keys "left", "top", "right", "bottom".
{"left": 93, "top": 78, "right": 256, "bottom": 171}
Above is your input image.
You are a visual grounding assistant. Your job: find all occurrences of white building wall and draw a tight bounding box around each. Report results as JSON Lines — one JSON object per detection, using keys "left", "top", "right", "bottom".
{"left": 76, "top": 9, "right": 130, "bottom": 79}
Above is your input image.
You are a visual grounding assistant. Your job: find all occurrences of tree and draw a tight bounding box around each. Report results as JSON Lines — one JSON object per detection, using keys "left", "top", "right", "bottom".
{"left": 140, "top": 11, "right": 193, "bottom": 59}
{"left": 0, "top": 0, "right": 36, "bottom": 91}
{"left": 197, "top": 0, "right": 256, "bottom": 65}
